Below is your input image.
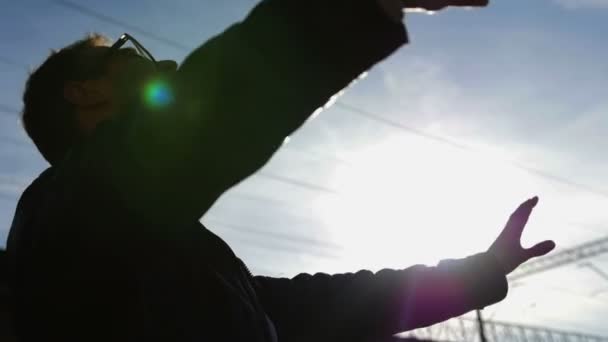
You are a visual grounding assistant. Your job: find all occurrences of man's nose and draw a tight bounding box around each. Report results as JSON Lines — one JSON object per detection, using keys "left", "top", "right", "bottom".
{"left": 157, "top": 60, "right": 178, "bottom": 73}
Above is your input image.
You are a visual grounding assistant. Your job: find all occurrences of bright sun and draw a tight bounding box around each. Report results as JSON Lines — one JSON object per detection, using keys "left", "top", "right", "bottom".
{"left": 312, "top": 133, "right": 541, "bottom": 271}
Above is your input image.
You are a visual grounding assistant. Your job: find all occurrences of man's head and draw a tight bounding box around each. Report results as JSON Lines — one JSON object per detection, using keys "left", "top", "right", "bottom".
{"left": 22, "top": 33, "right": 177, "bottom": 165}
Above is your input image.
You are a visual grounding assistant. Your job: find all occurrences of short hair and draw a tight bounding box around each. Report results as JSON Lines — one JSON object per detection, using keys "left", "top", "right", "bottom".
{"left": 21, "top": 33, "right": 111, "bottom": 165}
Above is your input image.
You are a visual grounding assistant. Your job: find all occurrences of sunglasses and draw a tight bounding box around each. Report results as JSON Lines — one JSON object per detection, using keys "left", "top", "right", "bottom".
{"left": 108, "top": 33, "right": 157, "bottom": 66}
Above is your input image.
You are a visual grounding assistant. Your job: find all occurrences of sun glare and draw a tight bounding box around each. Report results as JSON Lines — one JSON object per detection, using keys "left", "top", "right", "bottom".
{"left": 143, "top": 79, "right": 174, "bottom": 109}
{"left": 313, "top": 133, "right": 540, "bottom": 271}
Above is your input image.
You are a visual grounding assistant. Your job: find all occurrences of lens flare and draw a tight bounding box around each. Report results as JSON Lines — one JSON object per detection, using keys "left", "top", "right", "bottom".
{"left": 143, "top": 79, "right": 174, "bottom": 109}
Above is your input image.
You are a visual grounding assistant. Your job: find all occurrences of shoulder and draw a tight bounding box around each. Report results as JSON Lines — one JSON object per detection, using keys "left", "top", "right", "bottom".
{"left": 5, "top": 167, "right": 54, "bottom": 267}
{"left": 13, "top": 167, "right": 54, "bottom": 218}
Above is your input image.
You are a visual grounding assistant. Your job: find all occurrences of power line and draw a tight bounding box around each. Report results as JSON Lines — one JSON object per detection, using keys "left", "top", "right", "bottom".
{"left": 45, "top": 0, "right": 608, "bottom": 200}
{"left": 10, "top": 1, "right": 608, "bottom": 203}
{"left": 582, "top": 262, "right": 608, "bottom": 283}
{"left": 335, "top": 102, "right": 470, "bottom": 151}
{"left": 0, "top": 106, "right": 30, "bottom": 152}
{"left": 0, "top": 57, "right": 20, "bottom": 69}
{"left": 204, "top": 216, "right": 342, "bottom": 251}
{"left": 204, "top": 217, "right": 341, "bottom": 259}
{"left": 51, "top": 0, "right": 191, "bottom": 51}
{"left": 0, "top": 104, "right": 19, "bottom": 116}
{"left": 0, "top": 43, "right": 339, "bottom": 195}
{"left": 0, "top": 56, "right": 28, "bottom": 71}
{"left": 257, "top": 171, "right": 339, "bottom": 195}
{"left": 0, "top": 108, "right": 336, "bottom": 197}
{"left": 204, "top": 216, "right": 343, "bottom": 252}
{"left": 282, "top": 143, "right": 353, "bottom": 166}
{"left": 335, "top": 102, "right": 608, "bottom": 200}
{"left": 0, "top": 191, "right": 17, "bottom": 202}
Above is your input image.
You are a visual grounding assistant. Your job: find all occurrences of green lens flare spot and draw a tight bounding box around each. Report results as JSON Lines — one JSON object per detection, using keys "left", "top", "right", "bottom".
{"left": 143, "top": 80, "right": 174, "bottom": 109}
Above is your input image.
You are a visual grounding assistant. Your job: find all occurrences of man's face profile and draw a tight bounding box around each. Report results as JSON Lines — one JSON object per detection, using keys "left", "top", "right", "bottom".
{"left": 63, "top": 42, "right": 178, "bottom": 133}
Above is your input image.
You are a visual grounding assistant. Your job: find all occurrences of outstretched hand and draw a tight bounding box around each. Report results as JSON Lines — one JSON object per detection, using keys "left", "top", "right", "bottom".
{"left": 401, "top": 0, "right": 489, "bottom": 11}
{"left": 488, "top": 197, "right": 556, "bottom": 275}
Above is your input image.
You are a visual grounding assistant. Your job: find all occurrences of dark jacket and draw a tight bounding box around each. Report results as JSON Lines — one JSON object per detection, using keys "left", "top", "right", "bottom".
{"left": 6, "top": 0, "right": 508, "bottom": 341}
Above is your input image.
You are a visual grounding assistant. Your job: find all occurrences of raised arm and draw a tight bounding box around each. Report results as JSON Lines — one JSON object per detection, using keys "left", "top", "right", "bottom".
{"left": 255, "top": 253, "right": 506, "bottom": 341}
{"left": 75, "top": 0, "right": 407, "bottom": 225}
{"left": 253, "top": 198, "right": 555, "bottom": 341}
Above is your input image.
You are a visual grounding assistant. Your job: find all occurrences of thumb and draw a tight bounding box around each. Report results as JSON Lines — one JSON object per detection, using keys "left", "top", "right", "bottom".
{"left": 525, "top": 240, "right": 556, "bottom": 260}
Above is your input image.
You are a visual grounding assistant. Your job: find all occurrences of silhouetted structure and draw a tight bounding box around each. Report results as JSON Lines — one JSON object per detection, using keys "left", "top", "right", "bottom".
{"left": 509, "top": 235, "right": 608, "bottom": 281}
{"left": 402, "top": 317, "right": 608, "bottom": 342}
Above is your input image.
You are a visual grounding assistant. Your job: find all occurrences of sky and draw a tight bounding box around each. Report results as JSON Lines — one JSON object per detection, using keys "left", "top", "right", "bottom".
{"left": 1, "top": 0, "right": 608, "bottom": 337}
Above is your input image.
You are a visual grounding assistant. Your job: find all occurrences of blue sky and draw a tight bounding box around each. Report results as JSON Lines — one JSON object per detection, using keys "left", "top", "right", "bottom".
{"left": 1, "top": 0, "right": 608, "bottom": 336}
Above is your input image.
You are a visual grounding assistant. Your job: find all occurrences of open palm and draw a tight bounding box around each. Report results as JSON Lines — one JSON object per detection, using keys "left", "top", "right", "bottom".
{"left": 488, "top": 197, "right": 556, "bottom": 275}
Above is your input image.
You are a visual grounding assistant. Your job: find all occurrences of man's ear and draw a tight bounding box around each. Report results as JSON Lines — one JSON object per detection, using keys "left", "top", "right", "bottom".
{"left": 63, "top": 80, "right": 109, "bottom": 106}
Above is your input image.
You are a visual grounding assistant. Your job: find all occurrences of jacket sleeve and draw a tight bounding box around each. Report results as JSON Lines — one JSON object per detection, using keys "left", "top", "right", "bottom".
{"left": 75, "top": 0, "right": 408, "bottom": 225}
{"left": 253, "top": 252, "right": 508, "bottom": 342}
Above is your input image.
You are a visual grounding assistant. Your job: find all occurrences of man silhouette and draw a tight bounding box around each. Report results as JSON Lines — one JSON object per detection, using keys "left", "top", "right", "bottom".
{"left": 6, "top": 0, "right": 555, "bottom": 341}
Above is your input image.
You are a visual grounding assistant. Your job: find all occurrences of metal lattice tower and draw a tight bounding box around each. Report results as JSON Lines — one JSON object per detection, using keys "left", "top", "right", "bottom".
{"left": 508, "top": 236, "right": 608, "bottom": 281}
{"left": 400, "top": 318, "right": 608, "bottom": 342}
{"left": 399, "top": 235, "right": 608, "bottom": 342}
